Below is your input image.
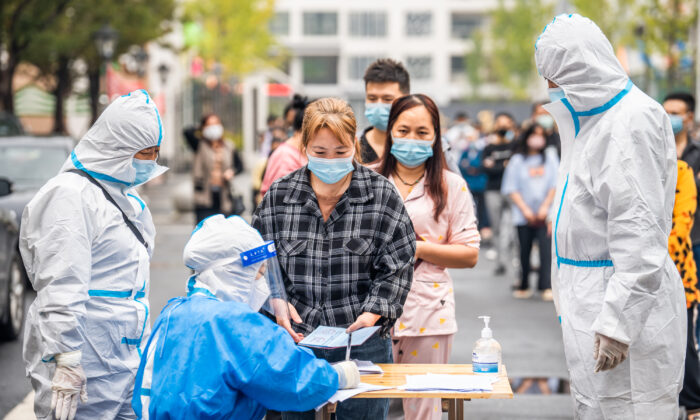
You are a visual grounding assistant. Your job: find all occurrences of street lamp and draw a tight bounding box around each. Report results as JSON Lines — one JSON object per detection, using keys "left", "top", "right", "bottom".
{"left": 92, "top": 24, "right": 118, "bottom": 118}
{"left": 132, "top": 47, "right": 149, "bottom": 78}
{"left": 93, "top": 24, "right": 118, "bottom": 61}
{"left": 157, "top": 63, "right": 170, "bottom": 88}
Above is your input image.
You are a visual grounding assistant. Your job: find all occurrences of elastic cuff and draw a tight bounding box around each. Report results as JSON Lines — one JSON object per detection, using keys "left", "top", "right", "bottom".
{"left": 55, "top": 350, "right": 82, "bottom": 367}
{"left": 332, "top": 364, "right": 347, "bottom": 389}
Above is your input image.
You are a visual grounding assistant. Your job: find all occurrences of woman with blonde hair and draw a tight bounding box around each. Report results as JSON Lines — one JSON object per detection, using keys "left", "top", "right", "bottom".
{"left": 253, "top": 97, "right": 415, "bottom": 420}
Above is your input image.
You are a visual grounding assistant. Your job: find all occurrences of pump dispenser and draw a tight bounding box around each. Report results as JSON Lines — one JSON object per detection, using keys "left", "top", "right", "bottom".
{"left": 472, "top": 316, "right": 502, "bottom": 374}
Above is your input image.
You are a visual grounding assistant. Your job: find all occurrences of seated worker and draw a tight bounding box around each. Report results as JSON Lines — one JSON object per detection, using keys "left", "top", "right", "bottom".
{"left": 132, "top": 215, "right": 360, "bottom": 420}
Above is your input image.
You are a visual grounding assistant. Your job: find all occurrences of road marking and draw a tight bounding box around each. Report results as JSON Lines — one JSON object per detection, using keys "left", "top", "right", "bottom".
{"left": 4, "top": 391, "right": 36, "bottom": 420}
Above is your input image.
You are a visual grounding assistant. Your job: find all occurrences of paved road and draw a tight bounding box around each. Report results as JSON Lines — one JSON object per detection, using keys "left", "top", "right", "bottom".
{"left": 0, "top": 173, "right": 573, "bottom": 419}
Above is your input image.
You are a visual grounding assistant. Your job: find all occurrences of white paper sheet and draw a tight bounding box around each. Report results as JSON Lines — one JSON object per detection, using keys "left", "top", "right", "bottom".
{"left": 315, "top": 382, "right": 392, "bottom": 411}
{"left": 398, "top": 373, "right": 499, "bottom": 392}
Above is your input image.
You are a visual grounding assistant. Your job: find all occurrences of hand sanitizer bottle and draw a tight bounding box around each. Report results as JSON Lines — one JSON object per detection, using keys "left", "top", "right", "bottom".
{"left": 472, "top": 316, "right": 502, "bottom": 374}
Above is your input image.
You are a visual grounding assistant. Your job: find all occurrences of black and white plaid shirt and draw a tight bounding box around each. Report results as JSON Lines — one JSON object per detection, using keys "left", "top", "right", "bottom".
{"left": 252, "top": 164, "right": 415, "bottom": 337}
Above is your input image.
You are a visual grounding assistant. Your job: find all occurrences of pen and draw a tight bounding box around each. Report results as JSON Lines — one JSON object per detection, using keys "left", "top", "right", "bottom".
{"left": 345, "top": 331, "right": 352, "bottom": 361}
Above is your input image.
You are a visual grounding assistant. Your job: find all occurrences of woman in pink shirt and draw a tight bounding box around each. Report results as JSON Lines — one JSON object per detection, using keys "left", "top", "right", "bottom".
{"left": 379, "top": 94, "right": 480, "bottom": 420}
{"left": 260, "top": 96, "right": 309, "bottom": 197}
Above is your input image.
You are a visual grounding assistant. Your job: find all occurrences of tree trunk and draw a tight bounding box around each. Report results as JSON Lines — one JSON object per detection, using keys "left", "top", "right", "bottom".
{"left": 0, "top": 55, "right": 17, "bottom": 113}
{"left": 52, "top": 56, "right": 71, "bottom": 134}
{"left": 88, "top": 65, "right": 100, "bottom": 124}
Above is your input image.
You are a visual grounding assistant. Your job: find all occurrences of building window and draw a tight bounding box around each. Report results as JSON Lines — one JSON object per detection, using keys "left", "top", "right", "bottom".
{"left": 348, "top": 56, "right": 379, "bottom": 80}
{"left": 405, "top": 56, "right": 432, "bottom": 80}
{"left": 349, "top": 12, "right": 387, "bottom": 37}
{"left": 269, "top": 12, "right": 290, "bottom": 36}
{"left": 406, "top": 12, "right": 431, "bottom": 37}
{"left": 451, "top": 13, "right": 481, "bottom": 39}
{"left": 451, "top": 55, "right": 466, "bottom": 81}
{"left": 303, "top": 12, "right": 338, "bottom": 36}
{"left": 301, "top": 56, "right": 338, "bottom": 84}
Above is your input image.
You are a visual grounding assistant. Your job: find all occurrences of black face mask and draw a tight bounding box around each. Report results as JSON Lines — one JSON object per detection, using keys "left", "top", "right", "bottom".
{"left": 496, "top": 129, "right": 508, "bottom": 138}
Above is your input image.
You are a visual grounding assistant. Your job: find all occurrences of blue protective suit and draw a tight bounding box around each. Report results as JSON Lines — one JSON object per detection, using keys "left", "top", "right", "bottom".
{"left": 132, "top": 294, "right": 339, "bottom": 420}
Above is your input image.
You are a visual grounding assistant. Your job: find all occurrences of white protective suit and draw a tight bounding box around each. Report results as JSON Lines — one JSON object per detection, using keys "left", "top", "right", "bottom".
{"left": 536, "top": 14, "right": 686, "bottom": 419}
{"left": 20, "top": 89, "right": 167, "bottom": 419}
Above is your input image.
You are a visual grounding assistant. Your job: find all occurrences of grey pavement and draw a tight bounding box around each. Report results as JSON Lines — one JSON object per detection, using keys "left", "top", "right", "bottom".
{"left": 0, "top": 172, "right": 574, "bottom": 419}
{"left": 450, "top": 247, "right": 572, "bottom": 419}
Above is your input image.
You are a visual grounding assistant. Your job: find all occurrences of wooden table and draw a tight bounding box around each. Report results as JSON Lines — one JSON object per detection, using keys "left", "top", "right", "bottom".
{"left": 317, "top": 364, "right": 513, "bottom": 420}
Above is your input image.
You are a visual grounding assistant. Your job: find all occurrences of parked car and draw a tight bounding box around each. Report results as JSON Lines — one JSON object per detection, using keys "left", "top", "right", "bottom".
{"left": 0, "top": 136, "right": 73, "bottom": 340}
{"left": 0, "top": 112, "right": 24, "bottom": 137}
{"left": 0, "top": 178, "right": 21, "bottom": 340}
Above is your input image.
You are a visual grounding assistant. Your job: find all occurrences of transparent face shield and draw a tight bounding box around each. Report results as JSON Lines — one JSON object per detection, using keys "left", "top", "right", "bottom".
{"left": 240, "top": 241, "right": 290, "bottom": 321}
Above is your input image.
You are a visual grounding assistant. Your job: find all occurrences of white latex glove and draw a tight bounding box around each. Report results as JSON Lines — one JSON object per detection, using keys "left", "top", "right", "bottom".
{"left": 332, "top": 361, "right": 361, "bottom": 389}
{"left": 51, "top": 351, "right": 87, "bottom": 420}
{"left": 593, "top": 333, "right": 629, "bottom": 373}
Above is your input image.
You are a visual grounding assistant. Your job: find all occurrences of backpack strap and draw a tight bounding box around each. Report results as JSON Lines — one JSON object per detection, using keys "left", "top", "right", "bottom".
{"left": 67, "top": 169, "right": 148, "bottom": 250}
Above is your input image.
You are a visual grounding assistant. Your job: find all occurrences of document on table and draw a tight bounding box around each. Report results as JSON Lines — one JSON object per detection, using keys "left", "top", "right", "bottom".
{"left": 315, "top": 382, "right": 392, "bottom": 411}
{"left": 398, "top": 373, "right": 499, "bottom": 392}
{"left": 355, "top": 360, "right": 383, "bottom": 375}
{"left": 299, "top": 326, "right": 380, "bottom": 349}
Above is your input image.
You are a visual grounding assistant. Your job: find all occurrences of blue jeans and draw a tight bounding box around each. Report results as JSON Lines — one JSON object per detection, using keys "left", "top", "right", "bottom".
{"left": 282, "top": 334, "right": 393, "bottom": 420}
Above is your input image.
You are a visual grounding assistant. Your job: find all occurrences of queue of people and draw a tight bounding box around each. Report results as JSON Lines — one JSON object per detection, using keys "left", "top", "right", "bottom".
{"left": 15, "top": 13, "right": 700, "bottom": 420}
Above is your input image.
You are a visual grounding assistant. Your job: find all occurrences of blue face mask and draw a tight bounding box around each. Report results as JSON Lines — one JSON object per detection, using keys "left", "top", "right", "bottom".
{"left": 390, "top": 137, "right": 434, "bottom": 168}
{"left": 669, "top": 114, "right": 684, "bottom": 135}
{"left": 364, "top": 103, "right": 391, "bottom": 131}
{"left": 132, "top": 159, "right": 159, "bottom": 186}
{"left": 306, "top": 153, "right": 355, "bottom": 185}
{"left": 536, "top": 114, "right": 555, "bottom": 130}
{"left": 548, "top": 87, "right": 566, "bottom": 103}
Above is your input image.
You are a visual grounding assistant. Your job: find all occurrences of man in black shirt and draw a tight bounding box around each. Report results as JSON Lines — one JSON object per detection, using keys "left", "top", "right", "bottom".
{"left": 664, "top": 92, "right": 700, "bottom": 257}
{"left": 482, "top": 112, "right": 517, "bottom": 276}
{"left": 663, "top": 92, "right": 700, "bottom": 418}
{"left": 358, "top": 59, "right": 410, "bottom": 165}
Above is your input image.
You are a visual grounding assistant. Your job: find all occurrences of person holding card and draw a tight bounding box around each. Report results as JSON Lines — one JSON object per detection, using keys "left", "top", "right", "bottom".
{"left": 378, "top": 94, "right": 480, "bottom": 420}
{"left": 131, "top": 215, "right": 360, "bottom": 420}
{"left": 253, "top": 97, "right": 415, "bottom": 420}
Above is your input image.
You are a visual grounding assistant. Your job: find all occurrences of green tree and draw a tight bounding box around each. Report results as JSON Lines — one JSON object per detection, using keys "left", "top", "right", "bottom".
{"left": 468, "top": 0, "right": 553, "bottom": 100}
{"left": 636, "top": 0, "right": 697, "bottom": 94}
{"left": 0, "top": 0, "right": 72, "bottom": 113}
{"left": 183, "top": 0, "right": 278, "bottom": 77}
{"left": 569, "top": 0, "right": 638, "bottom": 48}
{"left": 465, "top": 30, "right": 485, "bottom": 99}
{"left": 4, "top": 0, "right": 174, "bottom": 126}
{"left": 84, "top": 0, "right": 175, "bottom": 122}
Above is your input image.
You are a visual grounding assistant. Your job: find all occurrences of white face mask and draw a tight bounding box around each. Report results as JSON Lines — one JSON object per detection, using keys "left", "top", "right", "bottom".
{"left": 202, "top": 124, "right": 224, "bottom": 141}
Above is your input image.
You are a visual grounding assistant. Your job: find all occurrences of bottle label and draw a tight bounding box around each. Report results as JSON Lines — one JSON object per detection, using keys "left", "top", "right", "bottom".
{"left": 472, "top": 352, "right": 499, "bottom": 373}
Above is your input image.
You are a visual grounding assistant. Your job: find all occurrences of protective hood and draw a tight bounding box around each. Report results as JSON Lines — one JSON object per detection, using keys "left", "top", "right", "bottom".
{"left": 61, "top": 89, "right": 167, "bottom": 187}
{"left": 535, "top": 14, "right": 629, "bottom": 111}
{"left": 183, "top": 215, "right": 269, "bottom": 307}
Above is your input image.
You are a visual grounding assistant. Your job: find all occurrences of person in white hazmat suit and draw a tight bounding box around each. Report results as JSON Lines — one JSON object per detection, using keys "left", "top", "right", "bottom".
{"left": 535, "top": 14, "right": 686, "bottom": 419}
{"left": 20, "top": 89, "right": 167, "bottom": 420}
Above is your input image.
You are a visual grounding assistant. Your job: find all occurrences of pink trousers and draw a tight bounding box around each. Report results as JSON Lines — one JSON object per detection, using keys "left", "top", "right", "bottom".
{"left": 392, "top": 334, "right": 454, "bottom": 420}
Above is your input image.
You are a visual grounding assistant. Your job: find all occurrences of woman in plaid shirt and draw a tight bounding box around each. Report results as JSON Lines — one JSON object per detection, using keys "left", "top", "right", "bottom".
{"left": 252, "top": 97, "right": 415, "bottom": 420}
